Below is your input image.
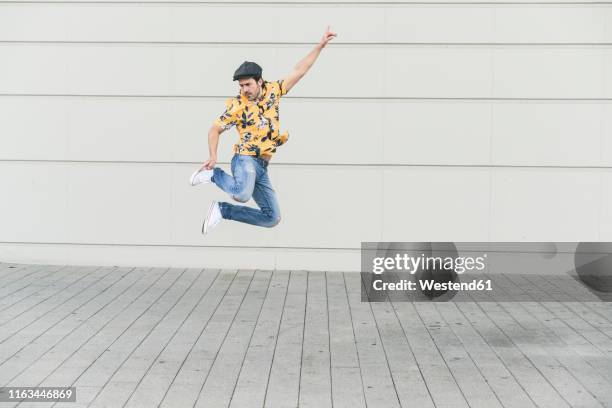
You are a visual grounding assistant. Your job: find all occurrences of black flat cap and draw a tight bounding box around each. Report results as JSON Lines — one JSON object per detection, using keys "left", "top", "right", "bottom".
{"left": 233, "top": 61, "right": 263, "bottom": 81}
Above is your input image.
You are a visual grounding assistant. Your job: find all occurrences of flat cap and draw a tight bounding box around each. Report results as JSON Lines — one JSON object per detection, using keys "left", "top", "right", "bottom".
{"left": 233, "top": 61, "right": 263, "bottom": 81}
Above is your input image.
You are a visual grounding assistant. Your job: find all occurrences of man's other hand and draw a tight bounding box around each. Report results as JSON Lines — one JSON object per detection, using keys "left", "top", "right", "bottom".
{"left": 201, "top": 156, "right": 217, "bottom": 170}
{"left": 319, "top": 26, "right": 337, "bottom": 48}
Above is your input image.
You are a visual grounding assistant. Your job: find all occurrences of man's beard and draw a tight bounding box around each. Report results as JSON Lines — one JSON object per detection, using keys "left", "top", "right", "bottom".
{"left": 247, "top": 87, "right": 261, "bottom": 101}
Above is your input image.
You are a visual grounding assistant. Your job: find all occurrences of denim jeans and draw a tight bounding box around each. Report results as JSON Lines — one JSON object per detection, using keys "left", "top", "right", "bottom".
{"left": 211, "top": 154, "right": 281, "bottom": 228}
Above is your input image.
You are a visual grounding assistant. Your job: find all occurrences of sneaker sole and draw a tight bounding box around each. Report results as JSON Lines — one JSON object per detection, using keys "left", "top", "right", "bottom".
{"left": 190, "top": 170, "right": 201, "bottom": 186}
{"left": 202, "top": 201, "right": 216, "bottom": 234}
{"left": 190, "top": 169, "right": 212, "bottom": 186}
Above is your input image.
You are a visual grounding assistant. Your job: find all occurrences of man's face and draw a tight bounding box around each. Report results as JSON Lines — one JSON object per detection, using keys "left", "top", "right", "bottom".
{"left": 238, "top": 78, "right": 262, "bottom": 100}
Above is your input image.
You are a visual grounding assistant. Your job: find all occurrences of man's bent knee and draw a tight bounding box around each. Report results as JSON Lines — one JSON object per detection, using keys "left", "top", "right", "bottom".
{"left": 264, "top": 214, "right": 281, "bottom": 228}
{"left": 232, "top": 191, "right": 252, "bottom": 203}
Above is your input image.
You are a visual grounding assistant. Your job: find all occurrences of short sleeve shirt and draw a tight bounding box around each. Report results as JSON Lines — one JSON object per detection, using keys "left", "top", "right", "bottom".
{"left": 214, "top": 79, "right": 289, "bottom": 157}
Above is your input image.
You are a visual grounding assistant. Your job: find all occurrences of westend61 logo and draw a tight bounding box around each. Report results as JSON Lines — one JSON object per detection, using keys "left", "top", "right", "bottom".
{"left": 361, "top": 242, "right": 494, "bottom": 302}
{"left": 371, "top": 253, "right": 487, "bottom": 275}
{"left": 368, "top": 252, "right": 491, "bottom": 296}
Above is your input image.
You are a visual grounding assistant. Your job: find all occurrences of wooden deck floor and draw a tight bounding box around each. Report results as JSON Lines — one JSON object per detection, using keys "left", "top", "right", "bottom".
{"left": 0, "top": 264, "right": 611, "bottom": 408}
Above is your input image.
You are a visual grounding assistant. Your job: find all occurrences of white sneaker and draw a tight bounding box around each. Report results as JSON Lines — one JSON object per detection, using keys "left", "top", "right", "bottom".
{"left": 190, "top": 168, "right": 213, "bottom": 186}
{"left": 202, "top": 201, "right": 222, "bottom": 235}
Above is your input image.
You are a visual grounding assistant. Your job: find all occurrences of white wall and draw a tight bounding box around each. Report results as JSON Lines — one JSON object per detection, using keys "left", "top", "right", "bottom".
{"left": 0, "top": 1, "right": 610, "bottom": 271}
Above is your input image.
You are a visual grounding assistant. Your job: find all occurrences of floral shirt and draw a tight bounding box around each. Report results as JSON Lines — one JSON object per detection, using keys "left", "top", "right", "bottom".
{"left": 214, "top": 79, "right": 289, "bottom": 157}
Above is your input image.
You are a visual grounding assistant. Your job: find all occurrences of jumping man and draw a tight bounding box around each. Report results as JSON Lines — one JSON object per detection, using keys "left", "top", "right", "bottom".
{"left": 190, "top": 26, "right": 337, "bottom": 235}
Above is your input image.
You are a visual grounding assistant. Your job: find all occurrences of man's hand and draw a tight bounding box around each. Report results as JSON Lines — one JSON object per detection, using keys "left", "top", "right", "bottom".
{"left": 201, "top": 156, "right": 217, "bottom": 170}
{"left": 319, "top": 25, "right": 337, "bottom": 49}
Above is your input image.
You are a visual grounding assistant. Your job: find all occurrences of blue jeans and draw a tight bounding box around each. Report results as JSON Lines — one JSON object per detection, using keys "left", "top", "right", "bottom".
{"left": 211, "top": 154, "right": 281, "bottom": 228}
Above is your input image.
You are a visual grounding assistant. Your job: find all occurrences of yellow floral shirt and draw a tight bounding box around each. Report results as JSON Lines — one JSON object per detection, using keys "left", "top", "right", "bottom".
{"left": 214, "top": 79, "right": 289, "bottom": 157}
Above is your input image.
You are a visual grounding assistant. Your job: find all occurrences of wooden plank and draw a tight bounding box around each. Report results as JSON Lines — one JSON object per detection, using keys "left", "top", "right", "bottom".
{"left": 0, "top": 263, "right": 29, "bottom": 281}
{"left": 368, "top": 299, "right": 435, "bottom": 407}
{"left": 473, "top": 295, "right": 604, "bottom": 408}
{"left": 373, "top": 276, "right": 472, "bottom": 408}
{"left": 344, "top": 273, "right": 402, "bottom": 408}
{"left": 297, "top": 271, "right": 332, "bottom": 408}
{"left": 435, "top": 302, "right": 538, "bottom": 408}
{"left": 101, "top": 268, "right": 229, "bottom": 407}
{"left": 0, "top": 263, "right": 43, "bottom": 282}
{"left": 264, "top": 270, "right": 307, "bottom": 408}
{"left": 157, "top": 270, "right": 252, "bottom": 408}
{"left": 413, "top": 302, "right": 504, "bottom": 408}
{"left": 43, "top": 267, "right": 179, "bottom": 407}
{"left": 0, "top": 264, "right": 67, "bottom": 301}
{"left": 499, "top": 275, "right": 612, "bottom": 405}
{"left": 81, "top": 268, "right": 203, "bottom": 407}
{"left": 54, "top": 386, "right": 101, "bottom": 408}
{"left": 0, "top": 266, "right": 99, "bottom": 324}
{"left": 391, "top": 299, "right": 470, "bottom": 407}
{"left": 87, "top": 268, "right": 218, "bottom": 408}
{"left": 493, "top": 274, "right": 612, "bottom": 404}
{"left": 124, "top": 269, "right": 235, "bottom": 408}
{"left": 229, "top": 271, "right": 290, "bottom": 408}
{"left": 529, "top": 273, "right": 612, "bottom": 340}
{"left": 4, "top": 267, "right": 164, "bottom": 408}
{"left": 325, "top": 272, "right": 367, "bottom": 408}
{"left": 454, "top": 300, "right": 572, "bottom": 408}
{"left": 50, "top": 266, "right": 187, "bottom": 398}
{"left": 504, "top": 274, "right": 612, "bottom": 384}
{"left": 0, "top": 266, "right": 146, "bottom": 386}
{"left": 193, "top": 271, "right": 272, "bottom": 407}
{"left": 0, "top": 266, "right": 120, "bottom": 356}
{"left": 3, "top": 268, "right": 155, "bottom": 385}
{"left": 28, "top": 268, "right": 166, "bottom": 386}
{"left": 507, "top": 273, "right": 612, "bottom": 350}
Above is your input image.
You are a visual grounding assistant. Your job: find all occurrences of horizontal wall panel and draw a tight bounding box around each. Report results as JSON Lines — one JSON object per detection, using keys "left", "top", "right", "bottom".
{"left": 0, "top": 96, "right": 385, "bottom": 165}
{"left": 383, "top": 167, "right": 604, "bottom": 242}
{"left": 383, "top": 101, "right": 493, "bottom": 165}
{"left": 490, "top": 168, "right": 602, "bottom": 241}
{"left": 0, "top": 45, "right": 609, "bottom": 98}
{"left": 67, "top": 162, "right": 175, "bottom": 244}
{"left": 490, "top": 101, "right": 607, "bottom": 167}
{"left": 0, "top": 162, "right": 384, "bottom": 248}
{"left": 388, "top": 6, "right": 607, "bottom": 44}
{"left": 0, "top": 162, "right": 606, "bottom": 248}
{"left": 601, "top": 173, "right": 612, "bottom": 241}
{"left": 0, "top": 164, "right": 70, "bottom": 242}
{"left": 273, "top": 165, "right": 384, "bottom": 247}
{"left": 382, "top": 167, "right": 491, "bottom": 241}
{"left": 0, "top": 244, "right": 362, "bottom": 272}
{"left": 0, "top": 45, "right": 357, "bottom": 96}
{"left": 491, "top": 47, "right": 607, "bottom": 98}
{"left": 604, "top": 106, "right": 612, "bottom": 166}
{"left": 0, "top": 5, "right": 385, "bottom": 44}
{"left": 1, "top": 96, "right": 609, "bottom": 167}
{"left": 0, "top": 5, "right": 607, "bottom": 43}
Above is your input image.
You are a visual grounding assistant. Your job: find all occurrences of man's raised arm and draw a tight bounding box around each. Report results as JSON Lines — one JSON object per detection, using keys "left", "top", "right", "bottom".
{"left": 282, "top": 26, "right": 337, "bottom": 94}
